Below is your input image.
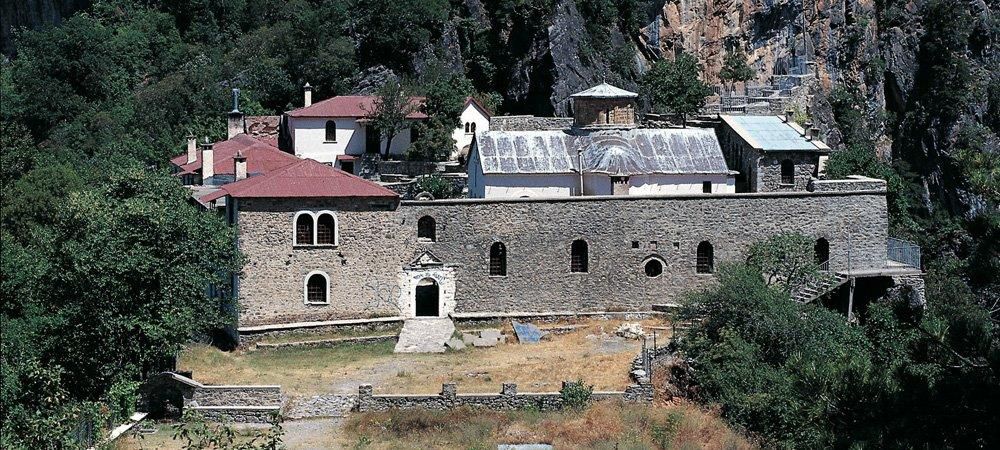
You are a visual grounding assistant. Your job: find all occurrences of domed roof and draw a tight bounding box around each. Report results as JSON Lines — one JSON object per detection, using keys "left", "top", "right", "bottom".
{"left": 570, "top": 82, "right": 638, "bottom": 99}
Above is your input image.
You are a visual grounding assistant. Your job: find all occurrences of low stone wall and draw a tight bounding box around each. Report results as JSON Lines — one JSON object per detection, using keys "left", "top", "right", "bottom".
{"left": 285, "top": 394, "right": 358, "bottom": 419}
{"left": 358, "top": 377, "right": 653, "bottom": 413}
{"left": 190, "top": 386, "right": 282, "bottom": 407}
{"left": 193, "top": 406, "right": 280, "bottom": 423}
{"left": 809, "top": 176, "right": 887, "bottom": 192}
{"left": 253, "top": 334, "right": 396, "bottom": 351}
{"left": 491, "top": 115, "right": 574, "bottom": 131}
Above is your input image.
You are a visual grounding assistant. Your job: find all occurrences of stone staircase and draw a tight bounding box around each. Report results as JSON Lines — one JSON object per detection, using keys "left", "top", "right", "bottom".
{"left": 791, "top": 273, "right": 849, "bottom": 304}
{"left": 164, "top": 373, "right": 282, "bottom": 423}
{"left": 394, "top": 317, "right": 456, "bottom": 353}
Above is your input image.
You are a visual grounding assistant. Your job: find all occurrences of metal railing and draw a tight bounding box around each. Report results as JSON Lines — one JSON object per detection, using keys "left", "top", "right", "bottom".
{"left": 887, "top": 238, "right": 921, "bottom": 268}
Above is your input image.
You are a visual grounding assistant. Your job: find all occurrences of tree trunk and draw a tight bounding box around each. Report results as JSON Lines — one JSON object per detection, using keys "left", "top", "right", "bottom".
{"left": 382, "top": 131, "right": 396, "bottom": 159}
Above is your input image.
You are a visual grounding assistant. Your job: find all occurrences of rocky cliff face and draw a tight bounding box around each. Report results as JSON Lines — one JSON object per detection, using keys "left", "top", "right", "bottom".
{"left": 1, "top": 0, "right": 91, "bottom": 55}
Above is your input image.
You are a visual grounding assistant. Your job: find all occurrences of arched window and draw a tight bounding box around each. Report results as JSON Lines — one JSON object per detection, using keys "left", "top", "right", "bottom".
{"left": 325, "top": 120, "right": 337, "bottom": 142}
{"left": 780, "top": 159, "right": 794, "bottom": 184}
{"left": 295, "top": 213, "right": 314, "bottom": 245}
{"left": 417, "top": 216, "right": 436, "bottom": 242}
{"left": 305, "top": 272, "right": 329, "bottom": 304}
{"left": 316, "top": 213, "right": 336, "bottom": 245}
{"left": 470, "top": 122, "right": 477, "bottom": 133}
{"left": 489, "top": 242, "right": 507, "bottom": 276}
{"left": 464, "top": 122, "right": 470, "bottom": 133}
{"left": 815, "top": 238, "right": 830, "bottom": 267}
{"left": 644, "top": 257, "right": 664, "bottom": 278}
{"left": 696, "top": 241, "right": 714, "bottom": 274}
{"left": 571, "top": 240, "right": 588, "bottom": 273}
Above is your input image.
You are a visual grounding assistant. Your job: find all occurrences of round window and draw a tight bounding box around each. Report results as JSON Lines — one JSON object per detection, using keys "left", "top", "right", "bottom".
{"left": 644, "top": 259, "right": 663, "bottom": 278}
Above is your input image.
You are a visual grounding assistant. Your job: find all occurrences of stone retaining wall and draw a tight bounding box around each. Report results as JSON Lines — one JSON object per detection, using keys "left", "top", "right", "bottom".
{"left": 285, "top": 395, "right": 358, "bottom": 419}
{"left": 491, "top": 115, "right": 575, "bottom": 131}
{"left": 190, "top": 386, "right": 282, "bottom": 407}
{"left": 193, "top": 406, "right": 280, "bottom": 423}
{"left": 357, "top": 382, "right": 647, "bottom": 413}
{"left": 809, "top": 176, "right": 887, "bottom": 192}
{"left": 252, "top": 334, "right": 396, "bottom": 351}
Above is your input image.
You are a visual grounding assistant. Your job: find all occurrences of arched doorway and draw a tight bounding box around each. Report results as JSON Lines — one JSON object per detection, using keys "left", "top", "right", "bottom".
{"left": 414, "top": 278, "right": 440, "bottom": 317}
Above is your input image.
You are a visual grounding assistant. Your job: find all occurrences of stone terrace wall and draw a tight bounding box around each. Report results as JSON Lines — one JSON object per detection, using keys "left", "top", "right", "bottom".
{"left": 491, "top": 115, "right": 575, "bottom": 131}
{"left": 236, "top": 189, "right": 887, "bottom": 326}
{"left": 357, "top": 382, "right": 647, "bottom": 413}
{"left": 809, "top": 176, "right": 888, "bottom": 192}
{"left": 190, "top": 386, "right": 282, "bottom": 407}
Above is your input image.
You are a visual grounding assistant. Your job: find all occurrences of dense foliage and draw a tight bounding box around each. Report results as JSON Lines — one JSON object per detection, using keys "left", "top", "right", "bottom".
{"left": 677, "top": 239, "right": 999, "bottom": 448}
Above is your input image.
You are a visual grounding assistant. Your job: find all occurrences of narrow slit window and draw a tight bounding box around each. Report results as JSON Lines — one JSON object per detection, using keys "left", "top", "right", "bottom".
{"left": 489, "top": 242, "right": 507, "bottom": 276}
{"left": 571, "top": 240, "right": 589, "bottom": 273}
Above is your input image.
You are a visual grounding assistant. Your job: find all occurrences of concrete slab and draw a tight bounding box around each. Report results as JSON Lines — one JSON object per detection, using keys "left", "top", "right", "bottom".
{"left": 394, "top": 318, "right": 455, "bottom": 353}
{"left": 446, "top": 338, "right": 466, "bottom": 351}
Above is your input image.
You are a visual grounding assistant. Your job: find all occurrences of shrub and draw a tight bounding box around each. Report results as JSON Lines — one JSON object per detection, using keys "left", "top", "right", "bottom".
{"left": 415, "top": 174, "right": 457, "bottom": 199}
{"left": 560, "top": 379, "right": 594, "bottom": 409}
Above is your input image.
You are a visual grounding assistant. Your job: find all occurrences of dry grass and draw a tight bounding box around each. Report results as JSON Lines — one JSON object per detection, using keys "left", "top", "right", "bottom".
{"left": 344, "top": 400, "right": 755, "bottom": 449}
{"left": 178, "top": 318, "right": 671, "bottom": 396}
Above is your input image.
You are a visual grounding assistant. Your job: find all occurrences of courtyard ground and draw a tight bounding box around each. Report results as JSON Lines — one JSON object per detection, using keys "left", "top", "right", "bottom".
{"left": 178, "top": 317, "right": 673, "bottom": 395}
{"left": 116, "top": 401, "right": 754, "bottom": 449}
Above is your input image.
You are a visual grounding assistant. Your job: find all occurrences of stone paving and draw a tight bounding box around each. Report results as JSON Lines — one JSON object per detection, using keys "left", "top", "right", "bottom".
{"left": 394, "top": 317, "right": 455, "bottom": 353}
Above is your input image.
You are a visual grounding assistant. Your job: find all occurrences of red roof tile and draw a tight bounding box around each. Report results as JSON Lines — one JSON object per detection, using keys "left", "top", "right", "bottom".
{"left": 171, "top": 134, "right": 297, "bottom": 177}
{"left": 465, "top": 96, "right": 493, "bottom": 117}
{"left": 287, "top": 95, "right": 427, "bottom": 119}
{"left": 201, "top": 158, "right": 400, "bottom": 201}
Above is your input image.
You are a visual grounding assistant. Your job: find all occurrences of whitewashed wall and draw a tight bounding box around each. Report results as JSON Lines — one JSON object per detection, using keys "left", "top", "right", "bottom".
{"left": 628, "top": 174, "right": 736, "bottom": 195}
{"left": 290, "top": 117, "right": 416, "bottom": 163}
{"left": 451, "top": 102, "right": 490, "bottom": 159}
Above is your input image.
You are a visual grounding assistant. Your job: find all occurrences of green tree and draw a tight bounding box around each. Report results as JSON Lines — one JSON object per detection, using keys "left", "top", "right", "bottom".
{"left": 641, "top": 52, "right": 713, "bottom": 127}
{"left": 718, "top": 48, "right": 755, "bottom": 93}
{"left": 745, "top": 232, "right": 826, "bottom": 293}
{"left": 410, "top": 67, "right": 478, "bottom": 161}
{"left": 365, "top": 80, "right": 419, "bottom": 159}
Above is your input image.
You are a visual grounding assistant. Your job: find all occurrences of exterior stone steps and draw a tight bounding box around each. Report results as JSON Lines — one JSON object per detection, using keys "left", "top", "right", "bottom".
{"left": 394, "top": 317, "right": 456, "bottom": 353}
{"left": 792, "top": 273, "right": 849, "bottom": 303}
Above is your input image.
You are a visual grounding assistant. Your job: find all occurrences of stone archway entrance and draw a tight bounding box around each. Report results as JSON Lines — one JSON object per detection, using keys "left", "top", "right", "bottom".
{"left": 414, "top": 278, "right": 440, "bottom": 317}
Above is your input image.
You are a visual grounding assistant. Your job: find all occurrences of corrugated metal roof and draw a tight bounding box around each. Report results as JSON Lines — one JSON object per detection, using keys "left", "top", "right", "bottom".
{"left": 721, "top": 115, "right": 823, "bottom": 151}
{"left": 570, "top": 82, "right": 638, "bottom": 98}
{"left": 474, "top": 128, "right": 729, "bottom": 176}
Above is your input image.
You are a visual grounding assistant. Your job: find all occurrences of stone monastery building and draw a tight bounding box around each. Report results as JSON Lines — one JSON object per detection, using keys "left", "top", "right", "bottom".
{"left": 172, "top": 83, "right": 920, "bottom": 333}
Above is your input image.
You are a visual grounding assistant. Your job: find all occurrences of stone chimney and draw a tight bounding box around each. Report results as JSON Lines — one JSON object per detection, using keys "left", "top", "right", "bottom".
{"left": 234, "top": 150, "right": 247, "bottom": 181}
{"left": 200, "top": 137, "right": 214, "bottom": 183}
{"left": 186, "top": 133, "right": 197, "bottom": 164}
{"left": 303, "top": 82, "right": 313, "bottom": 107}
{"left": 784, "top": 109, "right": 793, "bottom": 123}
{"left": 801, "top": 122, "right": 813, "bottom": 137}
{"left": 227, "top": 88, "right": 244, "bottom": 139}
{"left": 810, "top": 127, "right": 821, "bottom": 141}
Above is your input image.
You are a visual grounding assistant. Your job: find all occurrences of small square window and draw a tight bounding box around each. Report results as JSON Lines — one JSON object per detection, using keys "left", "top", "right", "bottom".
{"left": 702, "top": 181, "right": 712, "bottom": 193}
{"left": 673, "top": 242, "right": 680, "bottom": 249}
{"left": 631, "top": 241, "right": 640, "bottom": 249}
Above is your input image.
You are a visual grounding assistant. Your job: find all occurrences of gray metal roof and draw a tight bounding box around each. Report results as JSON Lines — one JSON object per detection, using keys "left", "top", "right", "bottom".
{"left": 721, "top": 115, "right": 825, "bottom": 151}
{"left": 570, "top": 82, "right": 638, "bottom": 98}
{"left": 474, "top": 128, "right": 730, "bottom": 176}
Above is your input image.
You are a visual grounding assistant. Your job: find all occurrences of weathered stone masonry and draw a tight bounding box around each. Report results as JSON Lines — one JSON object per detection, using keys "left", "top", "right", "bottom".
{"left": 235, "top": 188, "right": 887, "bottom": 327}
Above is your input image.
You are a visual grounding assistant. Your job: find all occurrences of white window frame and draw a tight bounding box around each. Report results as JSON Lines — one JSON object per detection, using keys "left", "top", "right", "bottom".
{"left": 303, "top": 270, "right": 331, "bottom": 305}
{"left": 642, "top": 255, "right": 666, "bottom": 278}
{"left": 292, "top": 210, "right": 339, "bottom": 247}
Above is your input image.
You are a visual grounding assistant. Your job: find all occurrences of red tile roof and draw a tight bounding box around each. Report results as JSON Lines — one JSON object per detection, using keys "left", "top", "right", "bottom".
{"left": 287, "top": 95, "right": 428, "bottom": 119}
{"left": 201, "top": 158, "right": 400, "bottom": 201}
{"left": 171, "top": 134, "right": 297, "bottom": 177}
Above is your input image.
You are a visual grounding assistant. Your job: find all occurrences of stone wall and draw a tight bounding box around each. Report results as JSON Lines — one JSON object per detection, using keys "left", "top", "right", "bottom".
{"left": 809, "top": 176, "right": 887, "bottom": 192}
{"left": 286, "top": 394, "right": 358, "bottom": 419}
{"left": 190, "top": 386, "right": 282, "bottom": 407}
{"left": 573, "top": 98, "right": 636, "bottom": 128}
{"left": 491, "top": 115, "right": 574, "bottom": 131}
{"left": 236, "top": 190, "right": 887, "bottom": 327}
{"left": 356, "top": 382, "right": 643, "bottom": 413}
